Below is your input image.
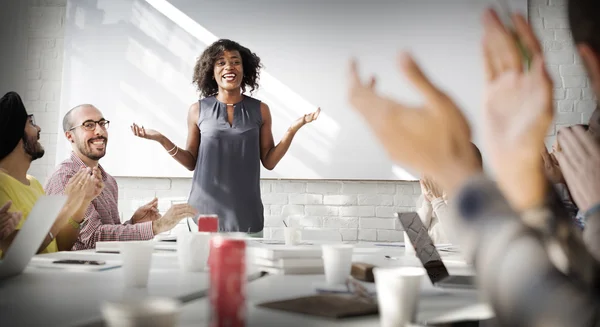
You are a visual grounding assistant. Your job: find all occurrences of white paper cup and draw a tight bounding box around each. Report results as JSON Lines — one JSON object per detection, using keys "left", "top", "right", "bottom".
{"left": 177, "top": 232, "right": 211, "bottom": 272}
{"left": 404, "top": 231, "right": 415, "bottom": 255}
{"left": 102, "top": 297, "right": 180, "bottom": 327}
{"left": 120, "top": 241, "right": 154, "bottom": 288}
{"left": 374, "top": 267, "right": 425, "bottom": 327}
{"left": 284, "top": 227, "right": 301, "bottom": 245}
{"left": 321, "top": 244, "right": 353, "bottom": 285}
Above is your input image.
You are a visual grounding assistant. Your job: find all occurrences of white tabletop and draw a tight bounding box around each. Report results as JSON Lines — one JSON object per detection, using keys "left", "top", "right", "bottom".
{"left": 0, "top": 249, "right": 210, "bottom": 327}
{"left": 0, "top": 242, "right": 493, "bottom": 327}
{"left": 177, "top": 244, "right": 493, "bottom": 327}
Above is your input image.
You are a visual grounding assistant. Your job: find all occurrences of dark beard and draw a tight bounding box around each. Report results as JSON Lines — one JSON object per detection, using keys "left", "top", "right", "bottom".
{"left": 77, "top": 138, "right": 106, "bottom": 161}
{"left": 23, "top": 133, "right": 45, "bottom": 161}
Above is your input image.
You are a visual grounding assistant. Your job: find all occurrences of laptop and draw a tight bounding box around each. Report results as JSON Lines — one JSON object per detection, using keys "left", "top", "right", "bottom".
{"left": 0, "top": 195, "right": 67, "bottom": 280}
{"left": 395, "top": 212, "right": 475, "bottom": 289}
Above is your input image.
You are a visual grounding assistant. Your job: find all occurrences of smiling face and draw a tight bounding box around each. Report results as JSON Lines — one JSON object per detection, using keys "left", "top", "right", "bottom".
{"left": 213, "top": 50, "right": 243, "bottom": 92}
{"left": 66, "top": 105, "right": 108, "bottom": 162}
{"left": 22, "top": 114, "right": 45, "bottom": 161}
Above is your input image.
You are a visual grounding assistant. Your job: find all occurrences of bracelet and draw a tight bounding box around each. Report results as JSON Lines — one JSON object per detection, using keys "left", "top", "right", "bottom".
{"left": 68, "top": 217, "right": 82, "bottom": 230}
{"left": 166, "top": 144, "right": 177, "bottom": 153}
{"left": 170, "top": 147, "right": 179, "bottom": 157}
{"left": 584, "top": 203, "right": 600, "bottom": 219}
{"left": 48, "top": 230, "right": 54, "bottom": 240}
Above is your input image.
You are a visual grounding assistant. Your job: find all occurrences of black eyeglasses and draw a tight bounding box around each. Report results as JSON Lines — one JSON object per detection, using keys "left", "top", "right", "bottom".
{"left": 69, "top": 119, "right": 110, "bottom": 131}
{"left": 27, "top": 114, "right": 36, "bottom": 126}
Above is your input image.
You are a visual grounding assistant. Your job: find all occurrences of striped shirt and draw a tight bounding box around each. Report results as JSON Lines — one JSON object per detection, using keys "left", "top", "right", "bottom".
{"left": 45, "top": 152, "right": 153, "bottom": 250}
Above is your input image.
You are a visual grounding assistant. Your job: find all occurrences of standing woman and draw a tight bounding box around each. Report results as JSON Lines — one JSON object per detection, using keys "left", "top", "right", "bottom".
{"left": 132, "top": 39, "right": 320, "bottom": 236}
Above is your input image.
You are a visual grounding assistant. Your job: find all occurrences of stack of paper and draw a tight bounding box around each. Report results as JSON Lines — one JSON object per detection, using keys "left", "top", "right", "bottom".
{"left": 247, "top": 244, "right": 324, "bottom": 275}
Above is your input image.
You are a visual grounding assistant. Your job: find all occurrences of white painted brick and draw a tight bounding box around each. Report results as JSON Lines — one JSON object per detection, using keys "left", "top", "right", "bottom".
{"left": 322, "top": 217, "right": 358, "bottom": 228}
{"left": 41, "top": 69, "right": 62, "bottom": 81}
{"left": 546, "top": 125, "right": 556, "bottom": 136}
{"left": 34, "top": 112, "right": 57, "bottom": 131}
{"left": 341, "top": 182, "right": 378, "bottom": 194}
{"left": 393, "top": 218, "right": 405, "bottom": 231}
{"left": 560, "top": 64, "right": 586, "bottom": 76}
{"left": 544, "top": 41, "right": 568, "bottom": 51}
{"left": 121, "top": 189, "right": 157, "bottom": 200}
{"left": 26, "top": 57, "right": 40, "bottom": 69}
{"left": 555, "top": 112, "right": 583, "bottom": 125}
{"left": 376, "top": 206, "right": 397, "bottom": 218}
{"left": 323, "top": 195, "right": 357, "bottom": 205}
{"left": 553, "top": 89, "right": 566, "bottom": 100}
{"left": 554, "top": 29, "right": 572, "bottom": 42}
{"left": 306, "top": 182, "right": 341, "bottom": 194}
{"left": 26, "top": 88, "right": 40, "bottom": 101}
{"left": 340, "top": 206, "right": 375, "bottom": 217}
{"left": 305, "top": 205, "right": 339, "bottom": 216}
{"left": 562, "top": 76, "right": 586, "bottom": 88}
{"left": 530, "top": 17, "right": 544, "bottom": 33}
{"left": 288, "top": 216, "right": 322, "bottom": 228}
{"left": 543, "top": 17, "right": 569, "bottom": 29}
{"left": 358, "top": 229, "right": 377, "bottom": 241}
{"left": 539, "top": 6, "right": 567, "bottom": 18}
{"left": 117, "top": 178, "right": 171, "bottom": 190}
{"left": 359, "top": 217, "right": 394, "bottom": 229}
{"left": 565, "top": 89, "right": 581, "bottom": 100}
{"left": 575, "top": 100, "right": 597, "bottom": 113}
{"left": 539, "top": 29, "right": 554, "bottom": 40}
{"left": 288, "top": 194, "right": 322, "bottom": 205}
{"left": 45, "top": 102, "right": 60, "bottom": 112}
{"left": 377, "top": 230, "right": 403, "bottom": 242}
{"left": 264, "top": 215, "right": 285, "bottom": 227}
{"left": 412, "top": 183, "right": 421, "bottom": 195}
{"left": 358, "top": 194, "right": 393, "bottom": 206}
{"left": 260, "top": 180, "right": 272, "bottom": 193}
{"left": 339, "top": 228, "right": 358, "bottom": 241}
{"left": 394, "top": 195, "right": 417, "bottom": 206}
{"left": 272, "top": 182, "right": 306, "bottom": 193}
{"left": 545, "top": 51, "right": 574, "bottom": 64}
{"left": 557, "top": 100, "right": 574, "bottom": 112}
{"left": 397, "top": 184, "right": 414, "bottom": 194}
{"left": 377, "top": 183, "right": 396, "bottom": 194}
{"left": 39, "top": 81, "right": 61, "bottom": 100}
{"left": 26, "top": 69, "right": 41, "bottom": 80}
{"left": 582, "top": 111, "right": 594, "bottom": 125}
{"left": 582, "top": 89, "right": 596, "bottom": 101}
{"left": 549, "top": 0, "right": 566, "bottom": 5}
{"left": 270, "top": 205, "right": 283, "bottom": 215}
{"left": 281, "top": 204, "right": 304, "bottom": 216}
{"left": 261, "top": 193, "right": 288, "bottom": 205}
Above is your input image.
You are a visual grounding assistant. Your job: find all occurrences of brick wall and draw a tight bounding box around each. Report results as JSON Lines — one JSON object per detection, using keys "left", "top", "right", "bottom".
{"left": 23, "top": 0, "right": 596, "bottom": 241}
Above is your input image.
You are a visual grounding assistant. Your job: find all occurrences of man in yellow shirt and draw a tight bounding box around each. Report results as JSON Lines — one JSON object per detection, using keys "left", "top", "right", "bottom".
{"left": 0, "top": 92, "right": 103, "bottom": 255}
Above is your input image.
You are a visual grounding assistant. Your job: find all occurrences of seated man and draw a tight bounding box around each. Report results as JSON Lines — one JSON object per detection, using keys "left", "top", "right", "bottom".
{"left": 416, "top": 143, "right": 483, "bottom": 244}
{"left": 0, "top": 91, "right": 100, "bottom": 254}
{"left": 45, "top": 104, "right": 197, "bottom": 250}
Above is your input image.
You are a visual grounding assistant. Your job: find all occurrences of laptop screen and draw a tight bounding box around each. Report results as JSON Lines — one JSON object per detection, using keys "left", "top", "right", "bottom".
{"left": 396, "top": 212, "right": 450, "bottom": 284}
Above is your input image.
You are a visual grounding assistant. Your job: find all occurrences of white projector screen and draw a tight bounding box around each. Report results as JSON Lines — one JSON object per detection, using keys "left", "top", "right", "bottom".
{"left": 57, "top": 0, "right": 527, "bottom": 180}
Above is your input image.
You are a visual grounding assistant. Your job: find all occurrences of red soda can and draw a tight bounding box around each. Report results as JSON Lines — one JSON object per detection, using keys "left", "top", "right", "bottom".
{"left": 209, "top": 235, "right": 246, "bottom": 327}
{"left": 198, "top": 214, "right": 219, "bottom": 232}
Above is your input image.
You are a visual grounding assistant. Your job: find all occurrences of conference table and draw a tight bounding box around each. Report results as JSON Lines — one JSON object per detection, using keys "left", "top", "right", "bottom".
{"left": 0, "top": 241, "right": 494, "bottom": 327}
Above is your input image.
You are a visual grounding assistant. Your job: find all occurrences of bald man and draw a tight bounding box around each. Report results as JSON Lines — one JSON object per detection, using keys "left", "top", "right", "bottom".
{"left": 45, "top": 105, "right": 197, "bottom": 250}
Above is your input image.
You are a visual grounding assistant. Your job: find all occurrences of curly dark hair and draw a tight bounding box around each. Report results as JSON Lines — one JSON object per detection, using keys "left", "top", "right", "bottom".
{"left": 193, "top": 39, "right": 262, "bottom": 98}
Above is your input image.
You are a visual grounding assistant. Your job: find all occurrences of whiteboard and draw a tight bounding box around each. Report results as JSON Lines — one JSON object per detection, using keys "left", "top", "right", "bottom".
{"left": 57, "top": 0, "right": 527, "bottom": 180}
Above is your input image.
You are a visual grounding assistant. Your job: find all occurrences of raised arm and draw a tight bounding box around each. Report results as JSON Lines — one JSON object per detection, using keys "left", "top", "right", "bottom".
{"left": 131, "top": 102, "right": 200, "bottom": 171}
{"left": 259, "top": 102, "right": 320, "bottom": 170}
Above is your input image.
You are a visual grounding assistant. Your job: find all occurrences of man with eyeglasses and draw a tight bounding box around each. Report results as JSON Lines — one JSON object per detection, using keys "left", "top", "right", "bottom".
{"left": 45, "top": 104, "right": 197, "bottom": 250}
{"left": 0, "top": 92, "right": 101, "bottom": 255}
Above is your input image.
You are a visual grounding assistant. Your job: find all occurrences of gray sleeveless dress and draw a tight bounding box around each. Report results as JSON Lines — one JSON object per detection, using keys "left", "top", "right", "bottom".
{"left": 188, "top": 95, "right": 264, "bottom": 233}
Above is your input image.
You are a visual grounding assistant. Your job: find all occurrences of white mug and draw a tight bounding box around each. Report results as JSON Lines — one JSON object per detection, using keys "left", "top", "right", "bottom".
{"left": 177, "top": 232, "right": 211, "bottom": 272}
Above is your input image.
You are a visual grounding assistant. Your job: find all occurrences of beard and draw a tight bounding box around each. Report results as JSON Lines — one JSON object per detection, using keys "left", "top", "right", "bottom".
{"left": 23, "top": 132, "right": 45, "bottom": 161}
{"left": 76, "top": 136, "right": 107, "bottom": 161}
